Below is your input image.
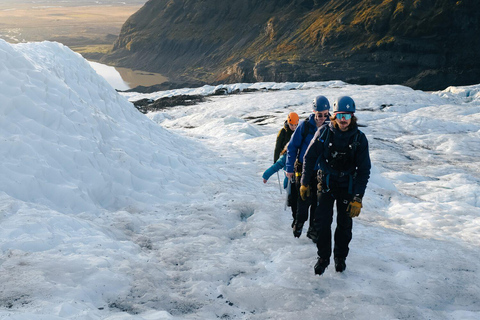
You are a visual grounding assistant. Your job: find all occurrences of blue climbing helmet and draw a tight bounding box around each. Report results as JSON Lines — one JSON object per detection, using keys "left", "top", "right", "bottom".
{"left": 313, "top": 95, "right": 330, "bottom": 112}
{"left": 333, "top": 96, "right": 356, "bottom": 113}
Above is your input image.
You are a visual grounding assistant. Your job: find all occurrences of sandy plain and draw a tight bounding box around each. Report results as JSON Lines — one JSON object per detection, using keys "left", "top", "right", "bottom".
{"left": 0, "top": 1, "right": 169, "bottom": 88}
{"left": 0, "top": 2, "right": 142, "bottom": 55}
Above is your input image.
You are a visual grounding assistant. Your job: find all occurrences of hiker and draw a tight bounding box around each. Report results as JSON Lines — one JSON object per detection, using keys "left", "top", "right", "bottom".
{"left": 263, "top": 145, "right": 298, "bottom": 222}
{"left": 301, "top": 96, "right": 371, "bottom": 275}
{"left": 274, "top": 112, "right": 299, "bottom": 163}
{"left": 285, "top": 96, "right": 330, "bottom": 240}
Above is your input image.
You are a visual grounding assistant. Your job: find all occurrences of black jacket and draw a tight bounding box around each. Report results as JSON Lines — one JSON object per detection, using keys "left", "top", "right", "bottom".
{"left": 301, "top": 122, "right": 371, "bottom": 197}
{"left": 274, "top": 120, "right": 294, "bottom": 163}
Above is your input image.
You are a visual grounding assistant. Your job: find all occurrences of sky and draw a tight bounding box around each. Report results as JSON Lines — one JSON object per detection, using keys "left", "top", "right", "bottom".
{"left": 0, "top": 39, "right": 479, "bottom": 319}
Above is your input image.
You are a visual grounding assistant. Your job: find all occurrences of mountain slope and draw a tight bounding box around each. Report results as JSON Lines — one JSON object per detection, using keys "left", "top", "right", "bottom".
{"left": 102, "top": 0, "right": 480, "bottom": 90}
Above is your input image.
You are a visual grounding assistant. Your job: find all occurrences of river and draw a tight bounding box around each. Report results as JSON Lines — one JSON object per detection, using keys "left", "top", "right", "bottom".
{"left": 88, "top": 61, "right": 168, "bottom": 91}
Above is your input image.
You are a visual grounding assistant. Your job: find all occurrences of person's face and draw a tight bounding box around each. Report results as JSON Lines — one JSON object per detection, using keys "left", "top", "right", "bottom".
{"left": 288, "top": 123, "right": 298, "bottom": 131}
{"left": 314, "top": 110, "right": 329, "bottom": 127}
{"left": 335, "top": 113, "right": 352, "bottom": 131}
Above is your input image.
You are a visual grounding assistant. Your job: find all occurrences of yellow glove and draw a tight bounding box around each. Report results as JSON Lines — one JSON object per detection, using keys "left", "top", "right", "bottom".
{"left": 347, "top": 196, "right": 362, "bottom": 218}
{"left": 300, "top": 185, "right": 310, "bottom": 201}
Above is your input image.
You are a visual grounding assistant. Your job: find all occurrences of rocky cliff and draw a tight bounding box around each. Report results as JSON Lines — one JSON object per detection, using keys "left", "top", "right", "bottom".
{"left": 102, "top": 0, "right": 480, "bottom": 90}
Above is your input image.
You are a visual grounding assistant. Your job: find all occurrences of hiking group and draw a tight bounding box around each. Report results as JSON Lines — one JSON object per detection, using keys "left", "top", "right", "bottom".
{"left": 263, "top": 95, "right": 371, "bottom": 276}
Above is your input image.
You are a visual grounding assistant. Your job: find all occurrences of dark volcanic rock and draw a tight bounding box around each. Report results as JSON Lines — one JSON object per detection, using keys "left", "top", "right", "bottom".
{"left": 102, "top": 0, "right": 480, "bottom": 91}
{"left": 122, "top": 81, "right": 205, "bottom": 94}
{"left": 133, "top": 95, "right": 206, "bottom": 114}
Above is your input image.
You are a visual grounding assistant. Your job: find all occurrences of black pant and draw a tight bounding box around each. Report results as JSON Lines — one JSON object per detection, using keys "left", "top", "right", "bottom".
{"left": 295, "top": 177, "right": 317, "bottom": 227}
{"left": 289, "top": 182, "right": 298, "bottom": 221}
{"left": 314, "top": 188, "right": 353, "bottom": 260}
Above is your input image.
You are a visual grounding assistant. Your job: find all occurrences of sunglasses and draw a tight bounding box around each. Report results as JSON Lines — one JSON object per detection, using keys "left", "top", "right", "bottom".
{"left": 315, "top": 112, "right": 329, "bottom": 118}
{"left": 336, "top": 113, "right": 352, "bottom": 120}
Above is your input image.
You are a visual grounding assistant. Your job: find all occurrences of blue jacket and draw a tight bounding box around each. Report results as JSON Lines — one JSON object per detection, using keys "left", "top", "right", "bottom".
{"left": 263, "top": 154, "right": 289, "bottom": 188}
{"left": 302, "top": 122, "right": 371, "bottom": 197}
{"left": 285, "top": 114, "right": 318, "bottom": 173}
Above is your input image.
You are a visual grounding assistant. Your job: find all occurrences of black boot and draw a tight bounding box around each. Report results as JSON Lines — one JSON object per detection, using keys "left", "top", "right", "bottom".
{"left": 306, "top": 226, "right": 318, "bottom": 243}
{"left": 314, "top": 257, "right": 329, "bottom": 276}
{"left": 293, "top": 222, "right": 303, "bottom": 238}
{"left": 334, "top": 257, "right": 346, "bottom": 272}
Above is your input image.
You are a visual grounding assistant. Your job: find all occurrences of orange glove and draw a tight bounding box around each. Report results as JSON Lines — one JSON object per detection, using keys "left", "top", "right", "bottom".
{"left": 347, "top": 196, "right": 363, "bottom": 218}
{"left": 300, "top": 185, "right": 310, "bottom": 201}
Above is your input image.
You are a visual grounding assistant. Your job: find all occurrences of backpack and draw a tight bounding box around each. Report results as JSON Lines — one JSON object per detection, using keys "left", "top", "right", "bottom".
{"left": 301, "top": 120, "right": 311, "bottom": 144}
{"left": 292, "top": 120, "right": 314, "bottom": 184}
{"left": 295, "top": 120, "right": 312, "bottom": 162}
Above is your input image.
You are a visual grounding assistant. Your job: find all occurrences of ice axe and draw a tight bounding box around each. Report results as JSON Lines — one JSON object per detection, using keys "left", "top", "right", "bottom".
{"left": 284, "top": 178, "right": 292, "bottom": 211}
{"left": 277, "top": 171, "right": 282, "bottom": 194}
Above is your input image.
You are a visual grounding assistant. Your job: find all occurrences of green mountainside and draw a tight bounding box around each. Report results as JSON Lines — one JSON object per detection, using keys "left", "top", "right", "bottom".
{"left": 102, "top": 0, "right": 480, "bottom": 90}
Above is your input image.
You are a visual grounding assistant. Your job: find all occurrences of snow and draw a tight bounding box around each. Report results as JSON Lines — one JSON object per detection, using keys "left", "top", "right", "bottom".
{"left": 0, "top": 39, "right": 479, "bottom": 319}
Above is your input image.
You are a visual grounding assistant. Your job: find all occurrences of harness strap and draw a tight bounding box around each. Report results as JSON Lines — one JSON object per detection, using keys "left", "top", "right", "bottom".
{"left": 320, "top": 130, "right": 361, "bottom": 195}
{"left": 323, "top": 167, "right": 355, "bottom": 193}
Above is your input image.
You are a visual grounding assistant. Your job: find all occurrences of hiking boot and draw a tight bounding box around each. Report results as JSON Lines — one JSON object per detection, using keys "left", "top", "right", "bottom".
{"left": 334, "top": 257, "right": 346, "bottom": 272}
{"left": 314, "top": 257, "right": 329, "bottom": 276}
{"left": 291, "top": 219, "right": 296, "bottom": 229}
{"left": 293, "top": 222, "right": 304, "bottom": 238}
{"left": 306, "top": 226, "right": 318, "bottom": 243}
